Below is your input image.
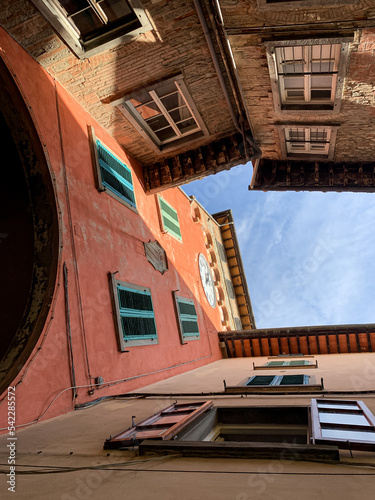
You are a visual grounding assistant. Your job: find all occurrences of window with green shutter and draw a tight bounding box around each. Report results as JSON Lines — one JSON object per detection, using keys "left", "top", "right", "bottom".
{"left": 109, "top": 274, "right": 158, "bottom": 350}
{"left": 96, "top": 140, "right": 136, "bottom": 208}
{"left": 254, "top": 359, "right": 317, "bottom": 370}
{"left": 158, "top": 196, "right": 182, "bottom": 241}
{"left": 246, "top": 375, "right": 310, "bottom": 386}
{"left": 173, "top": 293, "right": 200, "bottom": 342}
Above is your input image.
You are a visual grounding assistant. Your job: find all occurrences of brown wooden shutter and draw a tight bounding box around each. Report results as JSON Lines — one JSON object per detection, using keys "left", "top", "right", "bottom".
{"left": 104, "top": 401, "right": 213, "bottom": 449}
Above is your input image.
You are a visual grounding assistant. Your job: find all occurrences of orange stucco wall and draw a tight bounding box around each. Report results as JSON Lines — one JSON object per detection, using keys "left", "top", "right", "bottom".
{"left": 0, "top": 27, "right": 222, "bottom": 430}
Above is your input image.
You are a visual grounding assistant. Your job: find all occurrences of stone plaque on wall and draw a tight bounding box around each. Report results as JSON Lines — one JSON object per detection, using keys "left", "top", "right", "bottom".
{"left": 143, "top": 240, "right": 168, "bottom": 274}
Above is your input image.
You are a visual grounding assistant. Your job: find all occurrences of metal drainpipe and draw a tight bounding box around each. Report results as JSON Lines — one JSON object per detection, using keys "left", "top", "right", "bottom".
{"left": 193, "top": 0, "right": 262, "bottom": 160}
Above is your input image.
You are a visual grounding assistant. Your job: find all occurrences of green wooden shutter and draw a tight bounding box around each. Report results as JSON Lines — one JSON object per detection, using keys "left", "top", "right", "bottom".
{"left": 97, "top": 140, "right": 136, "bottom": 207}
{"left": 176, "top": 297, "right": 199, "bottom": 340}
{"left": 117, "top": 285, "right": 157, "bottom": 341}
{"left": 159, "top": 197, "right": 182, "bottom": 240}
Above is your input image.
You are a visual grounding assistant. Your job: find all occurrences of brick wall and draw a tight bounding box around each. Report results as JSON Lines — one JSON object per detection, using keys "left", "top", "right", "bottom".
{"left": 0, "top": 1, "right": 238, "bottom": 166}
{"left": 221, "top": 0, "right": 375, "bottom": 162}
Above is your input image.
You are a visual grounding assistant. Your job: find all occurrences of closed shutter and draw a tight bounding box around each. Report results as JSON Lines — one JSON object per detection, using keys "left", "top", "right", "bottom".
{"left": 159, "top": 197, "right": 182, "bottom": 240}
{"left": 216, "top": 239, "right": 227, "bottom": 263}
{"left": 225, "top": 278, "right": 235, "bottom": 300}
{"left": 247, "top": 375, "right": 308, "bottom": 387}
{"left": 174, "top": 294, "right": 200, "bottom": 342}
{"left": 117, "top": 285, "right": 157, "bottom": 341}
{"left": 104, "top": 401, "right": 213, "bottom": 448}
{"left": 97, "top": 140, "right": 136, "bottom": 207}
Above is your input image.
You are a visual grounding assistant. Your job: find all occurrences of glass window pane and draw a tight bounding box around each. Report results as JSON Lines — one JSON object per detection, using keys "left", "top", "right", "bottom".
{"left": 155, "top": 127, "right": 177, "bottom": 143}
{"left": 101, "top": 0, "right": 133, "bottom": 23}
{"left": 160, "top": 91, "right": 181, "bottom": 111}
{"left": 177, "top": 118, "right": 198, "bottom": 135}
{"left": 319, "top": 413, "right": 371, "bottom": 426}
{"left": 170, "top": 106, "right": 192, "bottom": 123}
{"left": 311, "top": 75, "right": 332, "bottom": 89}
{"left": 311, "top": 89, "right": 332, "bottom": 100}
{"left": 71, "top": 9, "right": 102, "bottom": 36}
{"left": 145, "top": 114, "right": 170, "bottom": 132}
{"left": 317, "top": 403, "right": 359, "bottom": 410}
{"left": 283, "top": 76, "right": 305, "bottom": 89}
{"left": 156, "top": 82, "right": 178, "bottom": 98}
{"left": 132, "top": 100, "right": 161, "bottom": 121}
{"left": 321, "top": 428, "right": 375, "bottom": 442}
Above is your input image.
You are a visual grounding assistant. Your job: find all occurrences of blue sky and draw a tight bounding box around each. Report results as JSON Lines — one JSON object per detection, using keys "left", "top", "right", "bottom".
{"left": 182, "top": 162, "right": 375, "bottom": 329}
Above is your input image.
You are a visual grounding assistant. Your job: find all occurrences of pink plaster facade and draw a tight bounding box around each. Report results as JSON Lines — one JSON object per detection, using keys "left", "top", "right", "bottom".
{"left": 0, "top": 27, "right": 225, "bottom": 430}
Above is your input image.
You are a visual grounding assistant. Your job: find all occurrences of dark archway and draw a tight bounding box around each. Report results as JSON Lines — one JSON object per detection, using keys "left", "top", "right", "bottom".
{"left": 0, "top": 56, "right": 60, "bottom": 394}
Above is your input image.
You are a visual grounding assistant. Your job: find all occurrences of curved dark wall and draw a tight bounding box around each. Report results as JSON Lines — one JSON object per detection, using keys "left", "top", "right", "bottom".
{"left": 0, "top": 57, "right": 60, "bottom": 394}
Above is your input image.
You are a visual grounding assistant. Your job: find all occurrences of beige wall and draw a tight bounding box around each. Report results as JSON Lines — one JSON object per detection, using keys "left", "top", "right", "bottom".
{"left": 1, "top": 352, "right": 375, "bottom": 499}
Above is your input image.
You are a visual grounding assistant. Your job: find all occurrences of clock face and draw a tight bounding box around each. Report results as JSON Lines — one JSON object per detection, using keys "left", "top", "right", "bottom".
{"left": 198, "top": 253, "right": 216, "bottom": 308}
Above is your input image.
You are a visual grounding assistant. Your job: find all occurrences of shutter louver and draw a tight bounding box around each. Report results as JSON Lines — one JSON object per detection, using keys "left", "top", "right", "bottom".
{"left": 97, "top": 140, "right": 136, "bottom": 207}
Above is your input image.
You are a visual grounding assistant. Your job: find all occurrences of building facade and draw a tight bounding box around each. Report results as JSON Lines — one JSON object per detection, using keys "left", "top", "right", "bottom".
{"left": 0, "top": 21, "right": 252, "bottom": 427}
{"left": 217, "top": 0, "right": 375, "bottom": 191}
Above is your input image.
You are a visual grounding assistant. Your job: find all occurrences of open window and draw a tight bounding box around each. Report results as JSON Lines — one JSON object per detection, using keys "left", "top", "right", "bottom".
{"left": 31, "top": 0, "right": 152, "bottom": 58}
{"left": 109, "top": 274, "right": 158, "bottom": 349}
{"left": 114, "top": 75, "right": 208, "bottom": 151}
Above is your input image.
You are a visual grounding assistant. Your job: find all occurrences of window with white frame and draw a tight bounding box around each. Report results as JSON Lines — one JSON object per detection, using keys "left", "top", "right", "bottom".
{"left": 284, "top": 126, "right": 332, "bottom": 157}
{"left": 265, "top": 38, "right": 353, "bottom": 113}
{"left": 115, "top": 76, "right": 207, "bottom": 150}
{"left": 275, "top": 44, "right": 341, "bottom": 109}
{"left": 31, "top": 0, "right": 151, "bottom": 58}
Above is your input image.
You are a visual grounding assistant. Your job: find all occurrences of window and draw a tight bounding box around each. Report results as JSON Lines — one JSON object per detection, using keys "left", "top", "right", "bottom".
{"left": 89, "top": 127, "right": 136, "bottom": 211}
{"left": 158, "top": 196, "right": 182, "bottom": 241}
{"left": 225, "top": 278, "right": 235, "bottom": 300}
{"left": 173, "top": 294, "right": 200, "bottom": 343}
{"left": 234, "top": 317, "right": 242, "bottom": 330}
{"left": 258, "top": 0, "right": 355, "bottom": 8}
{"left": 311, "top": 399, "right": 375, "bottom": 451}
{"left": 216, "top": 239, "right": 227, "bottom": 263}
{"left": 31, "top": 0, "right": 152, "bottom": 58}
{"left": 114, "top": 75, "right": 207, "bottom": 151}
{"left": 285, "top": 126, "right": 333, "bottom": 157}
{"left": 278, "top": 125, "right": 338, "bottom": 159}
{"left": 224, "top": 374, "right": 323, "bottom": 393}
{"left": 266, "top": 38, "right": 351, "bottom": 113}
{"left": 109, "top": 275, "right": 158, "bottom": 349}
{"left": 254, "top": 359, "right": 317, "bottom": 369}
{"left": 276, "top": 44, "right": 340, "bottom": 109}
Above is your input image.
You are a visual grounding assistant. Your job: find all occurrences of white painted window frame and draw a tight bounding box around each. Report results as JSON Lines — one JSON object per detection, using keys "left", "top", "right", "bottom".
{"left": 31, "top": 0, "right": 152, "bottom": 58}
{"left": 265, "top": 37, "right": 352, "bottom": 113}
{"left": 113, "top": 75, "right": 208, "bottom": 152}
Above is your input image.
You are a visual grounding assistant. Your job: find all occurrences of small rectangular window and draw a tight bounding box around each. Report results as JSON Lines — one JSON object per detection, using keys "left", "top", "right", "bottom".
{"left": 158, "top": 196, "right": 182, "bottom": 241}
{"left": 109, "top": 275, "right": 158, "bottom": 349}
{"left": 254, "top": 360, "right": 317, "bottom": 369}
{"left": 284, "top": 126, "right": 332, "bottom": 157}
{"left": 173, "top": 293, "right": 200, "bottom": 343}
{"left": 224, "top": 374, "right": 322, "bottom": 393}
